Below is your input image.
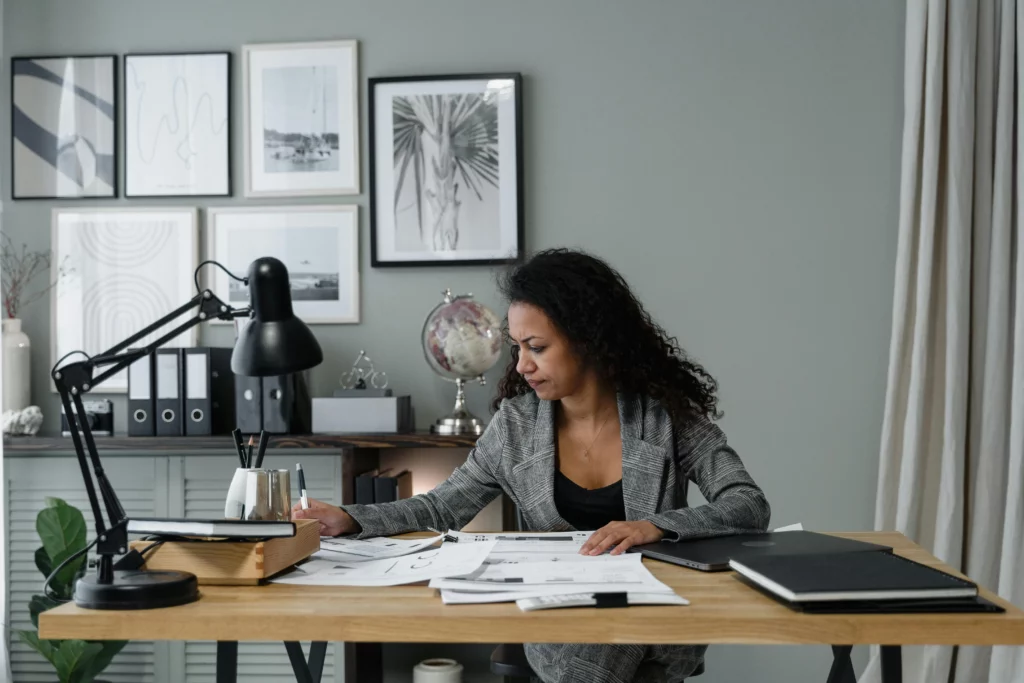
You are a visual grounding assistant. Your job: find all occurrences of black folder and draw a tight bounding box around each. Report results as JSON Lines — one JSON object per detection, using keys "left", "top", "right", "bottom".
{"left": 730, "top": 551, "right": 1004, "bottom": 614}
{"left": 154, "top": 348, "right": 183, "bottom": 436}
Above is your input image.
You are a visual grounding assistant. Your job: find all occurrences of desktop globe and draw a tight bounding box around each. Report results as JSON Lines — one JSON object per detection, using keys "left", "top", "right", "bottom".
{"left": 421, "top": 289, "right": 502, "bottom": 435}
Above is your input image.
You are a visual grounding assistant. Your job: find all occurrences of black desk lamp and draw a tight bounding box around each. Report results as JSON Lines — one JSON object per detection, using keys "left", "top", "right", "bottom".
{"left": 51, "top": 257, "right": 323, "bottom": 610}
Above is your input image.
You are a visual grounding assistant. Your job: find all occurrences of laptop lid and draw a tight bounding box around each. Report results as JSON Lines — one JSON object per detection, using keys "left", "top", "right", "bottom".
{"left": 629, "top": 531, "right": 893, "bottom": 572}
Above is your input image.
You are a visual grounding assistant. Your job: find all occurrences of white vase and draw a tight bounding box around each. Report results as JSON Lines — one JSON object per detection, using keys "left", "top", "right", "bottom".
{"left": 2, "top": 318, "right": 31, "bottom": 412}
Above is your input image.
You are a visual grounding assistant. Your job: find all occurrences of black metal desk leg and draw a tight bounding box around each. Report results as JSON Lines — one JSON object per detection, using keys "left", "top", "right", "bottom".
{"left": 216, "top": 641, "right": 238, "bottom": 683}
{"left": 284, "top": 642, "right": 315, "bottom": 683}
{"left": 881, "top": 646, "right": 902, "bottom": 683}
{"left": 827, "top": 646, "right": 857, "bottom": 683}
{"left": 284, "top": 641, "right": 327, "bottom": 683}
{"left": 307, "top": 642, "right": 327, "bottom": 683}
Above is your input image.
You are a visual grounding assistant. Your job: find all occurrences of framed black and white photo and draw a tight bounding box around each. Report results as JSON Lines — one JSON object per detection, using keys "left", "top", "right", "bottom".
{"left": 12, "top": 55, "right": 117, "bottom": 199}
{"left": 124, "top": 52, "right": 230, "bottom": 197}
{"left": 206, "top": 206, "right": 360, "bottom": 323}
{"left": 369, "top": 73, "right": 523, "bottom": 267}
{"left": 243, "top": 40, "right": 359, "bottom": 197}
{"left": 51, "top": 207, "right": 199, "bottom": 392}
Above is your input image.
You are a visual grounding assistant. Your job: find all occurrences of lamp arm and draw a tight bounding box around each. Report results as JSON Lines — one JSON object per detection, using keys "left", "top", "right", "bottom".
{"left": 50, "top": 289, "right": 251, "bottom": 585}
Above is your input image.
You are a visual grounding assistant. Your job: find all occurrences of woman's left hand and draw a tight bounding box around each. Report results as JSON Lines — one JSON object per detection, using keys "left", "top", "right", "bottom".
{"left": 580, "top": 521, "right": 665, "bottom": 556}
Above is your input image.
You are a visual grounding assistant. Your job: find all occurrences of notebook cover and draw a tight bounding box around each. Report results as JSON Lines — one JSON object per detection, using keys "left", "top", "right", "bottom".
{"left": 732, "top": 551, "right": 978, "bottom": 600}
{"left": 734, "top": 575, "right": 1005, "bottom": 614}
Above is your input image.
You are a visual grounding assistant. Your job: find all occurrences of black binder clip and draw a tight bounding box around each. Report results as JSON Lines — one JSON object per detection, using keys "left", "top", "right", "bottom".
{"left": 593, "top": 592, "right": 629, "bottom": 608}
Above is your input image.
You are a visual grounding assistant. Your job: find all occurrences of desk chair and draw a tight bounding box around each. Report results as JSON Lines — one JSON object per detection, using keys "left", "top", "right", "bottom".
{"left": 489, "top": 485, "right": 705, "bottom": 682}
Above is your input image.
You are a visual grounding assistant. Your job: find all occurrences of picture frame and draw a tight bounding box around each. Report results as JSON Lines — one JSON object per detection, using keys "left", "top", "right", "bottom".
{"left": 369, "top": 73, "right": 524, "bottom": 267}
{"left": 124, "top": 51, "right": 231, "bottom": 197}
{"left": 206, "top": 205, "right": 360, "bottom": 324}
{"left": 242, "top": 40, "right": 359, "bottom": 197}
{"left": 50, "top": 207, "right": 199, "bottom": 393}
{"left": 12, "top": 54, "right": 118, "bottom": 199}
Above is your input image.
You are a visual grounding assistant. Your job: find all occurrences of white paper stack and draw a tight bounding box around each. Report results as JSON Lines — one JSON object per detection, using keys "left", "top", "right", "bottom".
{"left": 428, "top": 531, "right": 686, "bottom": 609}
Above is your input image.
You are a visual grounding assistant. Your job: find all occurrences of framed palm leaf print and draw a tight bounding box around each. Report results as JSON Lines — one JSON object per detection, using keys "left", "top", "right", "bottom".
{"left": 369, "top": 73, "right": 523, "bottom": 267}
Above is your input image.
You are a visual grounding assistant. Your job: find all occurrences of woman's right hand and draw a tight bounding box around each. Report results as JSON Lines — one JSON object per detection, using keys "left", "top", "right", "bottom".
{"left": 291, "top": 498, "right": 360, "bottom": 537}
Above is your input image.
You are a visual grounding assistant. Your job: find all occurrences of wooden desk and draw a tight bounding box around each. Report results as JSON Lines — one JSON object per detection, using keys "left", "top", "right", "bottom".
{"left": 39, "top": 532, "right": 1024, "bottom": 683}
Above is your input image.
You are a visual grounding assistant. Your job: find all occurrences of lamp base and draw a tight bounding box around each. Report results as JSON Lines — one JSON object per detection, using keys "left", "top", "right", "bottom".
{"left": 74, "top": 569, "right": 199, "bottom": 610}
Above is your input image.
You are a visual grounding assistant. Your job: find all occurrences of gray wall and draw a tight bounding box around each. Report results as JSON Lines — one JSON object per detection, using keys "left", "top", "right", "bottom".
{"left": 2, "top": 1, "right": 905, "bottom": 680}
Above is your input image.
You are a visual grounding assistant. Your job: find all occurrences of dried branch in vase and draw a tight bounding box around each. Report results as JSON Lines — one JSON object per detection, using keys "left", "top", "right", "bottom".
{"left": 1, "top": 233, "right": 71, "bottom": 319}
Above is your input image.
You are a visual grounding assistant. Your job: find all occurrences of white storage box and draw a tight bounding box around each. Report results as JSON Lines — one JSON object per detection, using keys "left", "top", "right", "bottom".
{"left": 312, "top": 396, "right": 413, "bottom": 433}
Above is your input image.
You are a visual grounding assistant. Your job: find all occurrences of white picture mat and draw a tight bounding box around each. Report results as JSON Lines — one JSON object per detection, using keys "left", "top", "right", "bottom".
{"left": 124, "top": 53, "right": 230, "bottom": 196}
{"left": 243, "top": 41, "right": 359, "bottom": 197}
{"left": 50, "top": 208, "right": 199, "bottom": 393}
{"left": 373, "top": 78, "right": 519, "bottom": 262}
{"left": 206, "top": 205, "right": 360, "bottom": 324}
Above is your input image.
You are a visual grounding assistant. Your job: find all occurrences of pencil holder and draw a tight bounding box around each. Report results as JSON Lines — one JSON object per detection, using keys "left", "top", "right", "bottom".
{"left": 242, "top": 469, "right": 292, "bottom": 521}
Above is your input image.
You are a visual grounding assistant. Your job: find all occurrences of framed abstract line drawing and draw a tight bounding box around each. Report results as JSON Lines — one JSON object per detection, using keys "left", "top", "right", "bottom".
{"left": 206, "top": 205, "right": 360, "bottom": 324}
{"left": 243, "top": 40, "right": 359, "bottom": 197}
{"left": 124, "top": 51, "right": 231, "bottom": 197}
{"left": 50, "top": 207, "right": 199, "bottom": 392}
{"left": 369, "top": 73, "right": 523, "bottom": 267}
{"left": 12, "top": 54, "right": 117, "bottom": 199}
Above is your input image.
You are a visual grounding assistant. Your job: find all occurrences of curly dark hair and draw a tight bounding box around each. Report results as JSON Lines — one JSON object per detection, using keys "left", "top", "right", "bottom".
{"left": 491, "top": 248, "right": 720, "bottom": 424}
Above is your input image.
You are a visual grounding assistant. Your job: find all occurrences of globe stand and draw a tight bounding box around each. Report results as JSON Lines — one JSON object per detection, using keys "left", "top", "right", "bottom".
{"left": 431, "top": 378, "right": 486, "bottom": 436}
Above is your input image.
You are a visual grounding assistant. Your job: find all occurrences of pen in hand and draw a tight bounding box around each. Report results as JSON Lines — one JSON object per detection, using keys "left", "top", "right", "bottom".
{"left": 297, "top": 463, "right": 309, "bottom": 510}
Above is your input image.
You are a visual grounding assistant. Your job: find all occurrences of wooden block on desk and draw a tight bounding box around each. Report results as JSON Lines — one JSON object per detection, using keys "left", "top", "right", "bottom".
{"left": 129, "top": 518, "right": 319, "bottom": 585}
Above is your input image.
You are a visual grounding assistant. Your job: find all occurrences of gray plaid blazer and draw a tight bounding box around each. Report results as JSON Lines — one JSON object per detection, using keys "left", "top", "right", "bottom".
{"left": 343, "top": 392, "right": 771, "bottom": 682}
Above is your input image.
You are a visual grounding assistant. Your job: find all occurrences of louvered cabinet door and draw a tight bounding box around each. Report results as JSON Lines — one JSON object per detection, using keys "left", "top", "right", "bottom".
{"left": 6, "top": 456, "right": 169, "bottom": 683}
{"left": 175, "top": 454, "right": 345, "bottom": 683}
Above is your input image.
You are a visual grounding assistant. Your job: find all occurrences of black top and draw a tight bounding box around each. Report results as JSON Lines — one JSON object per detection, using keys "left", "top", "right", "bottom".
{"left": 553, "top": 471, "right": 626, "bottom": 531}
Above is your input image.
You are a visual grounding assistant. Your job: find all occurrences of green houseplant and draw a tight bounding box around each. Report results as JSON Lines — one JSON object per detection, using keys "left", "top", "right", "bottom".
{"left": 17, "top": 497, "right": 126, "bottom": 683}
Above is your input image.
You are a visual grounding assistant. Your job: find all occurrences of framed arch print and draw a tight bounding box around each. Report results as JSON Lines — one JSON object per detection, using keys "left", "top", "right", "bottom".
{"left": 50, "top": 207, "right": 199, "bottom": 392}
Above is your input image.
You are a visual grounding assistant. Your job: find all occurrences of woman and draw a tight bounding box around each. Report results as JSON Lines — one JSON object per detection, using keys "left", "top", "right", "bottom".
{"left": 295, "top": 248, "right": 771, "bottom": 682}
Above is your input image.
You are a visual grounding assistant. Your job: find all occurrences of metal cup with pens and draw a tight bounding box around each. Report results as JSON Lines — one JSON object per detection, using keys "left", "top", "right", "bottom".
{"left": 224, "top": 429, "right": 291, "bottom": 521}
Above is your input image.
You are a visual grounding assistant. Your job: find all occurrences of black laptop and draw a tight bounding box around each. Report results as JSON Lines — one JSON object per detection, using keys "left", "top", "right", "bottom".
{"left": 628, "top": 531, "right": 892, "bottom": 572}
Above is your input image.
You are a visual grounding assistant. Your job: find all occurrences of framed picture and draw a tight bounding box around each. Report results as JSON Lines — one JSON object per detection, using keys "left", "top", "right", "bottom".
{"left": 51, "top": 207, "right": 199, "bottom": 393}
{"left": 124, "top": 52, "right": 231, "bottom": 197}
{"left": 206, "top": 206, "right": 360, "bottom": 323}
{"left": 12, "top": 55, "right": 117, "bottom": 199}
{"left": 242, "top": 40, "right": 359, "bottom": 197}
{"left": 369, "top": 73, "right": 523, "bottom": 267}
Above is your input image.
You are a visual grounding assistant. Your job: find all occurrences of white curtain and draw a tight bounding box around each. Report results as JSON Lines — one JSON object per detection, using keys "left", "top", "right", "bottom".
{"left": 865, "top": 1, "right": 1024, "bottom": 682}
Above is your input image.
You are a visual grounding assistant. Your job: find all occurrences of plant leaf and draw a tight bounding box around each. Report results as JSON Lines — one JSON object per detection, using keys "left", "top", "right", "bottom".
{"left": 78, "top": 640, "right": 128, "bottom": 683}
{"left": 17, "top": 630, "right": 56, "bottom": 665}
{"left": 29, "top": 594, "right": 61, "bottom": 629}
{"left": 35, "top": 545, "right": 53, "bottom": 577}
{"left": 53, "top": 640, "right": 103, "bottom": 683}
{"left": 37, "top": 499, "right": 87, "bottom": 591}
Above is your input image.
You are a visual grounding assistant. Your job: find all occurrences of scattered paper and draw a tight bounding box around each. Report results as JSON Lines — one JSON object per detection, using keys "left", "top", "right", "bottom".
{"left": 317, "top": 533, "right": 443, "bottom": 562}
{"left": 447, "top": 530, "right": 592, "bottom": 554}
{"left": 271, "top": 539, "right": 496, "bottom": 586}
{"left": 516, "top": 592, "right": 689, "bottom": 611}
{"left": 431, "top": 553, "right": 673, "bottom": 593}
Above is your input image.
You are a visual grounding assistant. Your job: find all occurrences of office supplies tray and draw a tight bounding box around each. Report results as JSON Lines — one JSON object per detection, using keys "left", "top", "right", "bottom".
{"left": 129, "top": 519, "right": 319, "bottom": 585}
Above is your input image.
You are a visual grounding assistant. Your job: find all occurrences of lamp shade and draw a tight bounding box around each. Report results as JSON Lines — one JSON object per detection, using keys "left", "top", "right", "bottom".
{"left": 231, "top": 257, "right": 324, "bottom": 376}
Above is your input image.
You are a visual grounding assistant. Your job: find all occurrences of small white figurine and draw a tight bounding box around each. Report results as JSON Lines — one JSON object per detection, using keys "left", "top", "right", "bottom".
{"left": 2, "top": 405, "right": 44, "bottom": 436}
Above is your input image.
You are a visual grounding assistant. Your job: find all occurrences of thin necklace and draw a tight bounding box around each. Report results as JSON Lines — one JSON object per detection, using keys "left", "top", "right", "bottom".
{"left": 579, "top": 409, "right": 613, "bottom": 459}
